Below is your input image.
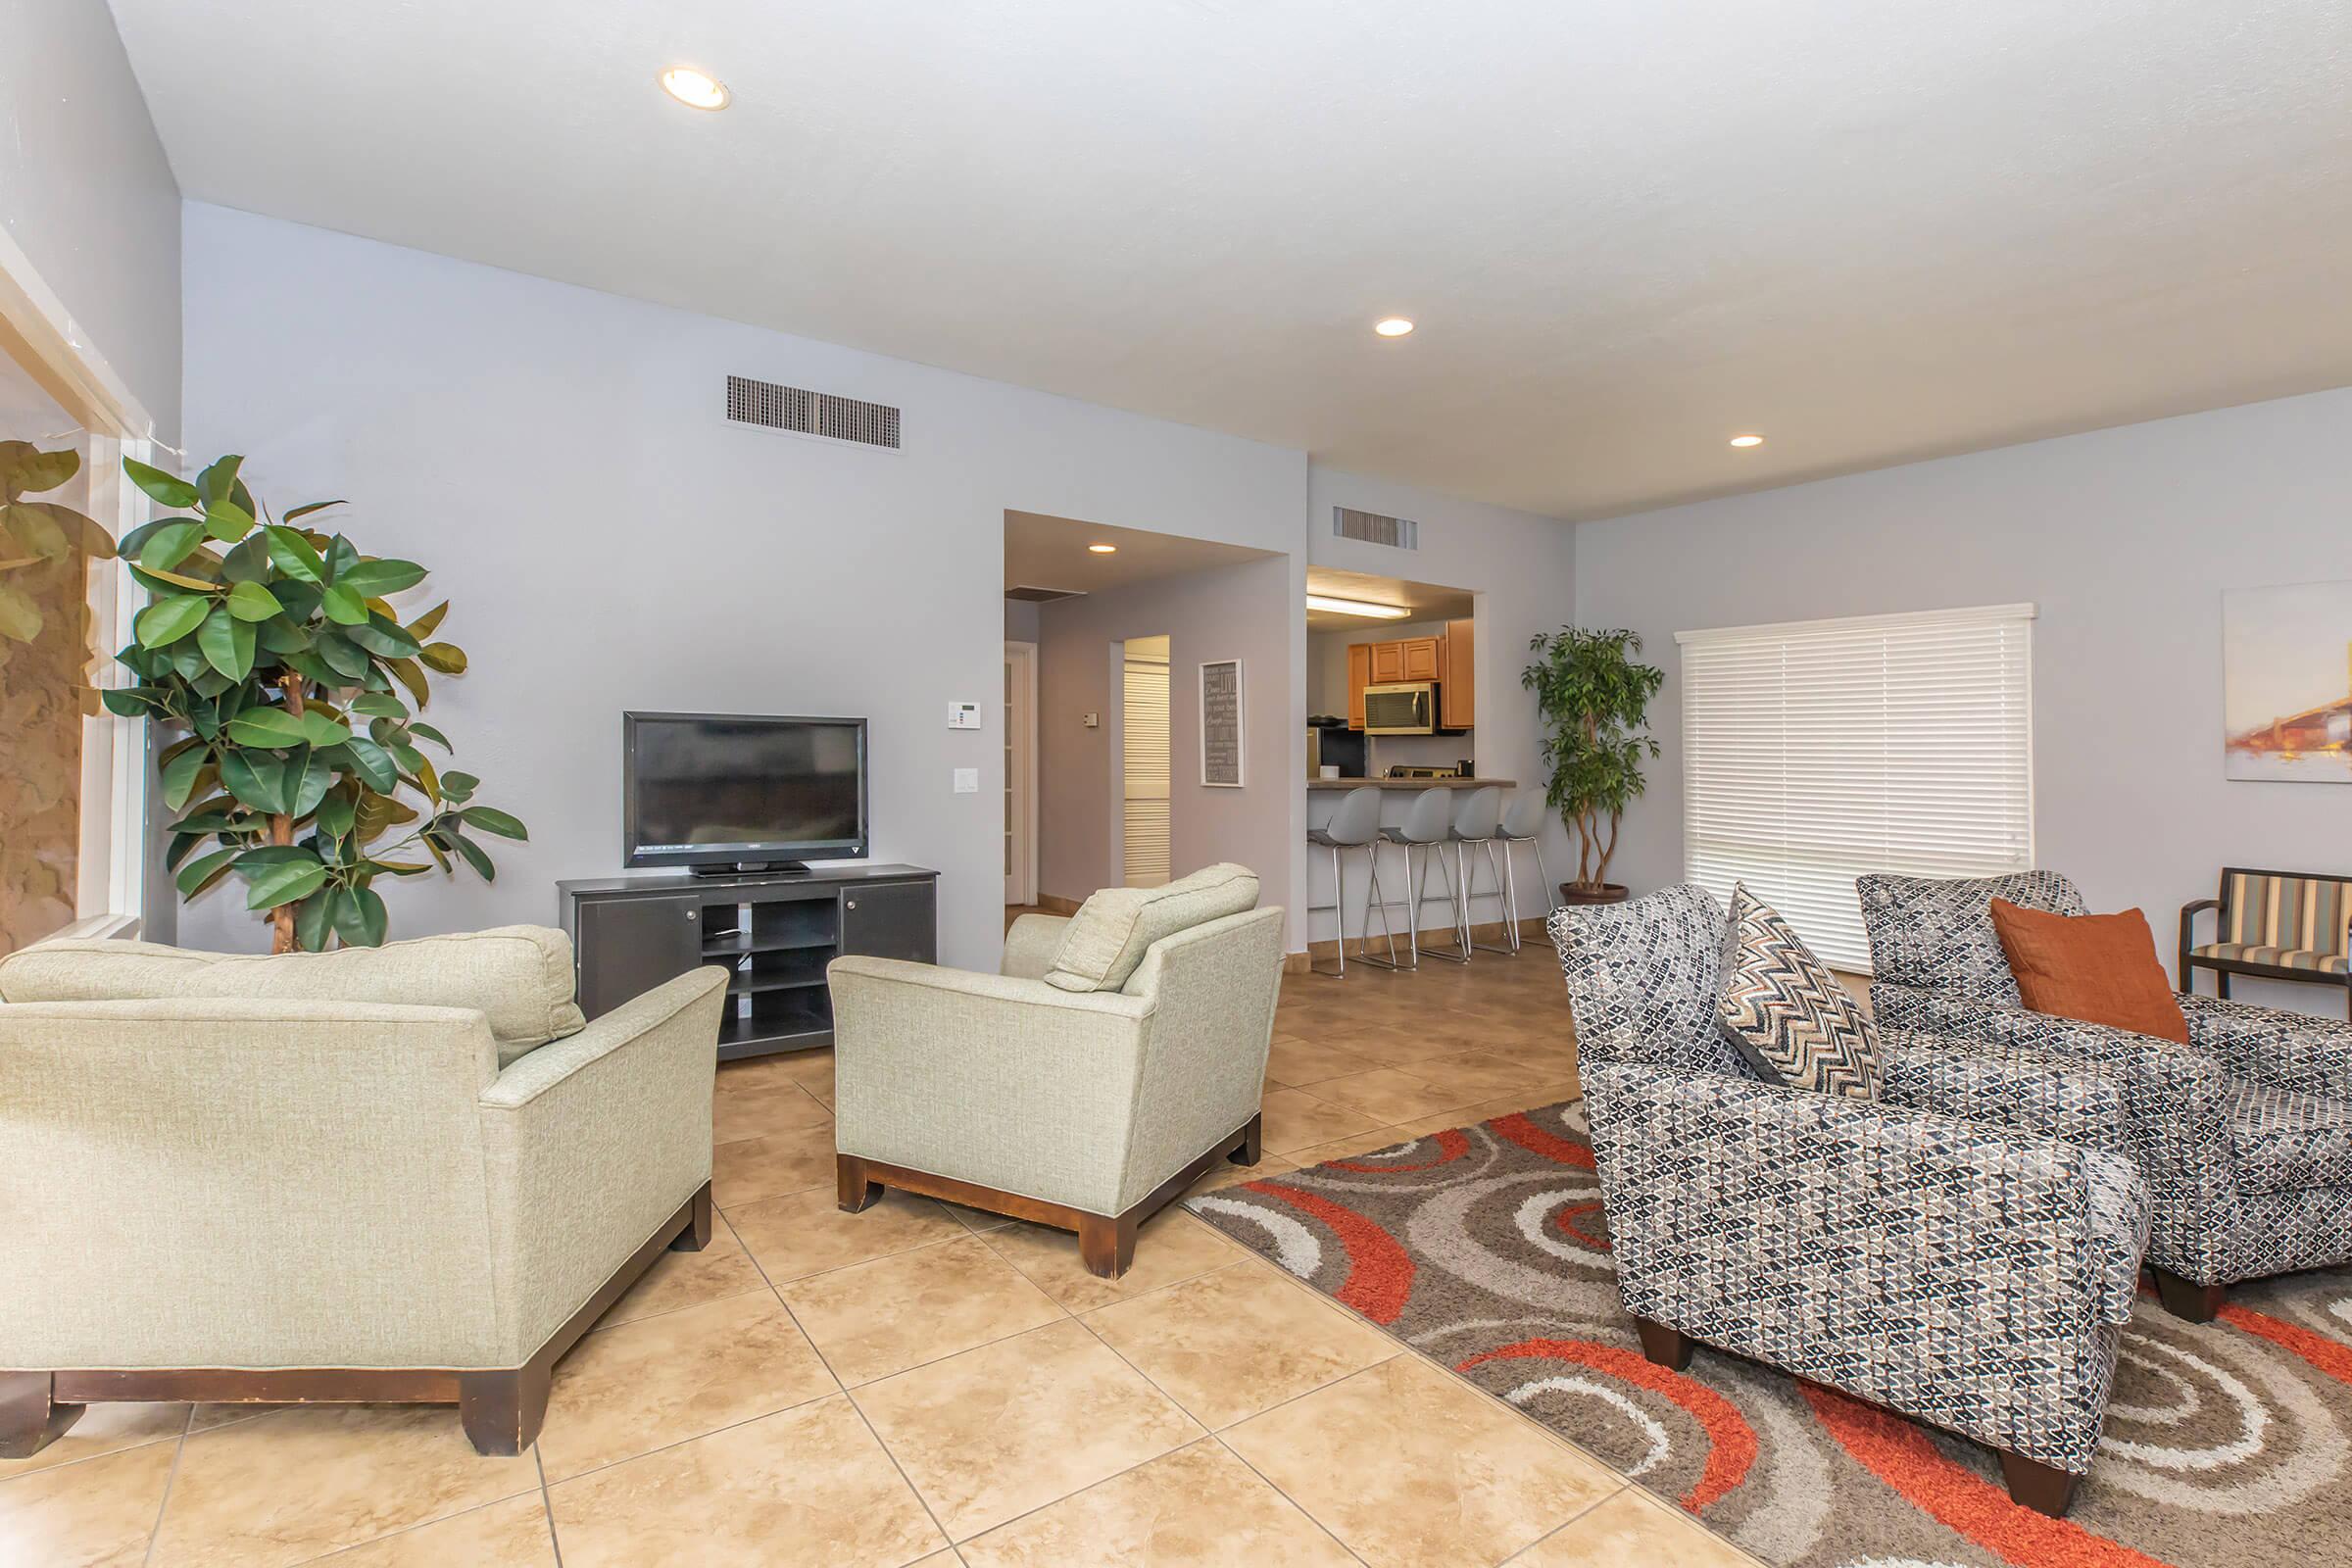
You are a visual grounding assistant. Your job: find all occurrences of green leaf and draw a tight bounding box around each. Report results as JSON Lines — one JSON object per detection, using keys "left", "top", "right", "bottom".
{"left": 335, "top": 559, "right": 426, "bottom": 597}
{"left": 0, "top": 583, "right": 43, "bottom": 642}
{"left": 197, "top": 607, "right": 256, "bottom": 681}
{"left": 408, "top": 720, "right": 449, "bottom": 750}
{"left": 174, "top": 846, "right": 243, "bottom": 900}
{"left": 242, "top": 851, "right": 328, "bottom": 910}
{"left": 312, "top": 631, "right": 371, "bottom": 681}
{"left": 220, "top": 749, "right": 288, "bottom": 812}
{"left": 438, "top": 768, "right": 479, "bottom": 803}
{"left": 294, "top": 888, "right": 336, "bottom": 951}
{"left": 219, "top": 534, "right": 270, "bottom": 584}
{"left": 201, "top": 496, "right": 256, "bottom": 544}
{"left": 123, "top": 457, "right": 199, "bottom": 509}
{"left": 264, "top": 525, "right": 326, "bottom": 583}
{"left": 298, "top": 710, "right": 352, "bottom": 747}
{"left": 418, "top": 641, "right": 467, "bottom": 674}
{"left": 324, "top": 534, "right": 362, "bottom": 581}
{"left": 386, "top": 657, "right": 429, "bottom": 708}
{"left": 319, "top": 583, "right": 367, "bottom": 624}
{"left": 347, "top": 692, "right": 408, "bottom": 718}
{"left": 450, "top": 831, "right": 497, "bottom": 882}
{"left": 224, "top": 707, "right": 309, "bottom": 748}
{"left": 346, "top": 616, "right": 419, "bottom": 659}
{"left": 283, "top": 651, "right": 342, "bottom": 688}
{"left": 254, "top": 616, "right": 310, "bottom": 654}
{"left": 338, "top": 734, "right": 399, "bottom": 793}
{"left": 332, "top": 883, "right": 389, "bottom": 947}
{"left": 460, "top": 806, "right": 526, "bottom": 840}
{"left": 134, "top": 594, "right": 212, "bottom": 649}
{"left": 161, "top": 745, "right": 208, "bottom": 810}
{"left": 316, "top": 790, "right": 358, "bottom": 840}
{"left": 195, "top": 455, "right": 243, "bottom": 509}
{"left": 129, "top": 562, "right": 220, "bottom": 594}
{"left": 137, "top": 520, "right": 208, "bottom": 574}
{"left": 282, "top": 500, "right": 345, "bottom": 522}
{"left": 288, "top": 747, "right": 333, "bottom": 817}
{"left": 224, "top": 579, "right": 283, "bottom": 621}
{"left": 100, "top": 687, "right": 156, "bottom": 717}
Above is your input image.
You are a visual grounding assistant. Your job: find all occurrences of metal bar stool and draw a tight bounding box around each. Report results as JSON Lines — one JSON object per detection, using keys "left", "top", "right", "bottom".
{"left": 1451, "top": 784, "right": 1515, "bottom": 956}
{"left": 1491, "top": 792, "right": 1556, "bottom": 955}
{"left": 1368, "top": 786, "right": 1468, "bottom": 965}
{"left": 1305, "top": 785, "right": 1394, "bottom": 977}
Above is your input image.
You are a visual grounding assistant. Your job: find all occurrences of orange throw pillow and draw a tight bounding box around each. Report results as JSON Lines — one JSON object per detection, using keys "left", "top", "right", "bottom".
{"left": 1987, "top": 898, "right": 2190, "bottom": 1044}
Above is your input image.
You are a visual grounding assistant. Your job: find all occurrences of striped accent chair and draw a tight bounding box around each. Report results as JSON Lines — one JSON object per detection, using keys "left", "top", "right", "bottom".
{"left": 2180, "top": 867, "right": 2352, "bottom": 1016}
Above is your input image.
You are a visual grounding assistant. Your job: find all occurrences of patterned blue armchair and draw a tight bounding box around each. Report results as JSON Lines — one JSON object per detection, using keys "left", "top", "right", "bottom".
{"left": 1549, "top": 885, "right": 2149, "bottom": 1517}
{"left": 1859, "top": 869, "right": 2352, "bottom": 1321}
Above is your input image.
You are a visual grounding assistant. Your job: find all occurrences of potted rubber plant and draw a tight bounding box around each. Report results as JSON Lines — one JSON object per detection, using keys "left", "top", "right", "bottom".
{"left": 1521, "top": 625, "right": 1664, "bottom": 906}
{"left": 104, "top": 453, "right": 525, "bottom": 952}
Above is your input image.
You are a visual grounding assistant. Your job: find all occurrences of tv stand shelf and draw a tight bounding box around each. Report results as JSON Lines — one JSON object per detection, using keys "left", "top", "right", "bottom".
{"left": 559, "top": 863, "right": 937, "bottom": 1060}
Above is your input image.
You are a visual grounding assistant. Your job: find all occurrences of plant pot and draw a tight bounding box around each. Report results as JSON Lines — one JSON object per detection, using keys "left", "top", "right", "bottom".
{"left": 1559, "top": 882, "right": 1630, "bottom": 906}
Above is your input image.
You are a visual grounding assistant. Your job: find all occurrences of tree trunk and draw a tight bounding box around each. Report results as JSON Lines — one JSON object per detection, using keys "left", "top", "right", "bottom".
{"left": 269, "top": 674, "right": 309, "bottom": 955}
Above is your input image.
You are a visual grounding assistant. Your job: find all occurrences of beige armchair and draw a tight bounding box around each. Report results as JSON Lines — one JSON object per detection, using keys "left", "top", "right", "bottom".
{"left": 829, "top": 864, "right": 1284, "bottom": 1278}
{"left": 0, "top": 926, "right": 726, "bottom": 1457}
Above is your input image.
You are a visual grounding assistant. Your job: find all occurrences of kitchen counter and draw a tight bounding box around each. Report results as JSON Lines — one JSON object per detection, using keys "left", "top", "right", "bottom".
{"left": 1306, "top": 776, "right": 1516, "bottom": 789}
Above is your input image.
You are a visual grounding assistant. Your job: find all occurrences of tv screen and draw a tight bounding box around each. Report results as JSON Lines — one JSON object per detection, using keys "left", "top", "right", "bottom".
{"left": 623, "top": 713, "right": 868, "bottom": 868}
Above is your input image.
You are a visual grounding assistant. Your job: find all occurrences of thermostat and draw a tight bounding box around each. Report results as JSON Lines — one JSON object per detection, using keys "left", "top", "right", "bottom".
{"left": 949, "top": 702, "right": 981, "bottom": 730}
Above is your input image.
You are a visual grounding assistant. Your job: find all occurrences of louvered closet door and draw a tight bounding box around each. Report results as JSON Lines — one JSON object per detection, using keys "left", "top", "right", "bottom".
{"left": 1678, "top": 604, "right": 2035, "bottom": 972}
{"left": 1122, "top": 643, "right": 1172, "bottom": 888}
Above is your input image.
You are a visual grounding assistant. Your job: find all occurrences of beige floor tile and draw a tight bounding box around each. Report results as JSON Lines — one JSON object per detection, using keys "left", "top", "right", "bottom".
{"left": 0, "top": 1401, "right": 186, "bottom": 1481}
{"left": 936, "top": 1200, "right": 1016, "bottom": 1234}
{"left": 151, "top": 1404, "right": 538, "bottom": 1568}
{"left": 593, "top": 1215, "right": 768, "bottom": 1329}
{"left": 958, "top": 1439, "right": 1355, "bottom": 1568}
{"left": 712, "top": 1051, "right": 826, "bottom": 1094}
{"left": 1507, "top": 1489, "right": 1753, "bottom": 1567}
{"left": 711, "top": 1121, "right": 838, "bottom": 1208}
{"left": 313, "top": 1494, "right": 556, "bottom": 1566}
{"left": 1401, "top": 1050, "right": 1560, "bottom": 1100}
{"left": 548, "top": 1396, "right": 945, "bottom": 1568}
{"left": 1386, "top": 1084, "right": 1580, "bottom": 1139}
{"left": 1182, "top": 1153, "right": 1298, "bottom": 1198}
{"left": 186, "top": 1403, "right": 291, "bottom": 1433}
{"left": 1285, "top": 1126, "right": 1423, "bottom": 1166}
{"left": 1258, "top": 1088, "right": 1383, "bottom": 1155}
{"left": 1086, "top": 1262, "right": 1398, "bottom": 1430}
{"left": 1263, "top": 1036, "right": 1384, "bottom": 1088}
{"left": 982, "top": 1208, "right": 1236, "bottom": 1312}
{"left": 539, "top": 1290, "right": 838, "bottom": 1480}
{"left": 1304, "top": 1066, "right": 1479, "bottom": 1123}
{"left": 783, "top": 1234, "right": 1064, "bottom": 1385}
{"left": 727, "top": 1186, "right": 964, "bottom": 1283}
{"left": 1314, "top": 1024, "right": 1482, "bottom": 1067}
{"left": 1222, "top": 1356, "right": 1620, "bottom": 1568}
{"left": 853, "top": 1318, "right": 1199, "bottom": 1541}
{"left": 710, "top": 1081, "right": 833, "bottom": 1145}
{"left": 0, "top": 1439, "right": 174, "bottom": 1568}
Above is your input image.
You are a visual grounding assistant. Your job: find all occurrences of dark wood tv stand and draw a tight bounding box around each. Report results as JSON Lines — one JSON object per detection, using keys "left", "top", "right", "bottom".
{"left": 559, "top": 864, "right": 938, "bottom": 1059}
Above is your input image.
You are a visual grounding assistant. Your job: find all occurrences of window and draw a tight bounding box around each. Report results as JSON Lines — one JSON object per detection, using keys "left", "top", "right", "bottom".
{"left": 1677, "top": 604, "right": 2035, "bottom": 971}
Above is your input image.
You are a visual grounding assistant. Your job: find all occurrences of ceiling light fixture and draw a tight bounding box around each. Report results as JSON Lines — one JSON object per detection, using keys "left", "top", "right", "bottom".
{"left": 1087, "top": 543, "right": 1117, "bottom": 554}
{"left": 660, "top": 66, "right": 730, "bottom": 110}
{"left": 1729, "top": 433, "right": 1765, "bottom": 448}
{"left": 1373, "top": 318, "right": 1415, "bottom": 338}
{"left": 1306, "top": 593, "right": 1412, "bottom": 620}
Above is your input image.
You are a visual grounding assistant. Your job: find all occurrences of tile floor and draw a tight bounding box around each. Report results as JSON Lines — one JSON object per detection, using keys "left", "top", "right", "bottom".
{"left": 0, "top": 938, "right": 1762, "bottom": 1567}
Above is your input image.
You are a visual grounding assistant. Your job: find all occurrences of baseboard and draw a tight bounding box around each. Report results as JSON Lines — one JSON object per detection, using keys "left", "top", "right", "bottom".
{"left": 1034, "top": 893, "right": 1083, "bottom": 915}
{"left": 1287, "top": 914, "right": 1550, "bottom": 969}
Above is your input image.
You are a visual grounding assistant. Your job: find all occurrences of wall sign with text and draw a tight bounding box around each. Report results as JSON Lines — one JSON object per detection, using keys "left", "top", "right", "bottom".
{"left": 1200, "top": 659, "right": 1244, "bottom": 787}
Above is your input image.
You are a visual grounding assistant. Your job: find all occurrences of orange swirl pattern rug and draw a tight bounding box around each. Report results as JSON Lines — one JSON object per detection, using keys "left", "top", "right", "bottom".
{"left": 1185, "top": 1101, "right": 2352, "bottom": 1568}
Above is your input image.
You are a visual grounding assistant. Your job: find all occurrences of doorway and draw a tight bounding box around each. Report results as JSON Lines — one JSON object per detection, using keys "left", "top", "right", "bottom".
{"left": 1120, "top": 634, "right": 1171, "bottom": 887}
{"left": 1004, "top": 640, "right": 1037, "bottom": 906}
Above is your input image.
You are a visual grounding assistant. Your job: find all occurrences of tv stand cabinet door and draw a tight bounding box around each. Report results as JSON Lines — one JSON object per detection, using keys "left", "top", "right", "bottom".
{"left": 576, "top": 892, "right": 703, "bottom": 1019}
{"left": 840, "top": 881, "right": 936, "bottom": 965}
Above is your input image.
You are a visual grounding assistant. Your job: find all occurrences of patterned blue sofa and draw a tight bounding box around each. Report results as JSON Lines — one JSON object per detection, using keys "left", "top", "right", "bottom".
{"left": 1859, "top": 869, "right": 2352, "bottom": 1320}
{"left": 1549, "top": 884, "right": 2149, "bottom": 1516}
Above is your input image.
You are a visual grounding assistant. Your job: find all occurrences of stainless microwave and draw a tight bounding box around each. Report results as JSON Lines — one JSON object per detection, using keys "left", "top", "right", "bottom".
{"left": 1364, "top": 682, "right": 1437, "bottom": 735}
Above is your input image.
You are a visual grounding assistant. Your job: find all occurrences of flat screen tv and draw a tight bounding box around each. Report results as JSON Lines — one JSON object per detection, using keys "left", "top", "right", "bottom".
{"left": 623, "top": 711, "right": 869, "bottom": 873}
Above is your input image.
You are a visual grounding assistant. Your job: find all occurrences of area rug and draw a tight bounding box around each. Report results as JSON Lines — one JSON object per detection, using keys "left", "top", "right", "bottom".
{"left": 1185, "top": 1101, "right": 2352, "bottom": 1568}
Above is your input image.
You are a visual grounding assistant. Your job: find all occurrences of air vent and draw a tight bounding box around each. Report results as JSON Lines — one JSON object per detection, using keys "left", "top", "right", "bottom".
{"left": 1333, "top": 506, "right": 1418, "bottom": 549}
{"left": 726, "top": 374, "right": 902, "bottom": 450}
{"left": 1005, "top": 584, "right": 1086, "bottom": 605}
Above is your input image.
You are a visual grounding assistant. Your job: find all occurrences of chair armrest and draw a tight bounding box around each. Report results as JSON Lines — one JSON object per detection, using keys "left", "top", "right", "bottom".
{"left": 2179, "top": 897, "right": 2221, "bottom": 964}
{"left": 1882, "top": 1030, "right": 2130, "bottom": 1151}
{"left": 1583, "top": 1060, "right": 2148, "bottom": 1472}
{"left": 2181, "top": 993, "right": 2352, "bottom": 1100}
{"left": 476, "top": 967, "right": 728, "bottom": 1361}
{"left": 1002, "top": 913, "right": 1072, "bottom": 980}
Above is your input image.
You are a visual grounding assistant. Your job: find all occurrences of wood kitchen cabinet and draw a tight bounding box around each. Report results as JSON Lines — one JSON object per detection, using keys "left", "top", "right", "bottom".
{"left": 1441, "top": 617, "right": 1475, "bottom": 729}
{"left": 1345, "top": 626, "right": 1473, "bottom": 731}
{"left": 1399, "top": 637, "right": 1441, "bottom": 681}
{"left": 1369, "top": 641, "right": 1405, "bottom": 682}
{"left": 1347, "top": 643, "right": 1370, "bottom": 728}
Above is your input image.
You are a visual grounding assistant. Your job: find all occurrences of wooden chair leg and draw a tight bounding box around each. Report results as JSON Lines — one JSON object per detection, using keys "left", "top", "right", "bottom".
{"left": 1998, "top": 1449, "right": 2080, "bottom": 1517}
{"left": 2217, "top": 970, "right": 2231, "bottom": 1001}
{"left": 668, "top": 1181, "right": 713, "bottom": 1251}
{"left": 837, "top": 1154, "right": 883, "bottom": 1213}
{"left": 1630, "top": 1316, "right": 1692, "bottom": 1372}
{"left": 1231, "top": 1111, "right": 1263, "bottom": 1167}
{"left": 1077, "top": 1211, "right": 1138, "bottom": 1280}
{"left": 458, "top": 1363, "right": 551, "bottom": 1456}
{"left": 2151, "top": 1267, "right": 2227, "bottom": 1322}
{"left": 0, "top": 1373, "right": 81, "bottom": 1459}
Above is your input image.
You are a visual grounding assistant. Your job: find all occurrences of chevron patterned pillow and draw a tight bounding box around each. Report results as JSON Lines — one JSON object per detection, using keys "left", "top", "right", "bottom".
{"left": 1718, "top": 883, "right": 1883, "bottom": 1100}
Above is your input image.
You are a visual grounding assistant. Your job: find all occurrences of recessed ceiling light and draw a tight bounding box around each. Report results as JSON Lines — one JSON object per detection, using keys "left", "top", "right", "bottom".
{"left": 1373, "top": 318, "right": 1415, "bottom": 338}
{"left": 1087, "top": 543, "right": 1117, "bottom": 554}
{"left": 660, "top": 66, "right": 730, "bottom": 111}
{"left": 1306, "top": 593, "right": 1412, "bottom": 619}
{"left": 1729, "top": 433, "right": 1765, "bottom": 448}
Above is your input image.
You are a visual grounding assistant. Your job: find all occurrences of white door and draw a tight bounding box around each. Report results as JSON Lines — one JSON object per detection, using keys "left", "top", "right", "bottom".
{"left": 1121, "top": 635, "right": 1171, "bottom": 887}
{"left": 1004, "top": 641, "right": 1037, "bottom": 905}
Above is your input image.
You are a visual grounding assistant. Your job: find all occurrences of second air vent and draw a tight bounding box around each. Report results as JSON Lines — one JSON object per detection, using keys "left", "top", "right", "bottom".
{"left": 1333, "top": 506, "right": 1417, "bottom": 549}
{"left": 726, "top": 374, "right": 902, "bottom": 451}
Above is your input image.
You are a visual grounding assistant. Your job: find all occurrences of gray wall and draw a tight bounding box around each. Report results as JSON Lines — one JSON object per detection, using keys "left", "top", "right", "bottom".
{"left": 1035, "top": 557, "right": 1297, "bottom": 940}
{"left": 1004, "top": 596, "right": 1040, "bottom": 643}
{"left": 0, "top": 0, "right": 181, "bottom": 440}
{"left": 1577, "top": 383, "right": 2352, "bottom": 1013}
{"left": 178, "top": 204, "right": 1308, "bottom": 968}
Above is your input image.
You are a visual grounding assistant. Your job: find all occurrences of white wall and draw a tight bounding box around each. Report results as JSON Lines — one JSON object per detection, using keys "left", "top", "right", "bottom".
{"left": 1577, "top": 383, "right": 2352, "bottom": 1014}
{"left": 178, "top": 204, "right": 1308, "bottom": 968}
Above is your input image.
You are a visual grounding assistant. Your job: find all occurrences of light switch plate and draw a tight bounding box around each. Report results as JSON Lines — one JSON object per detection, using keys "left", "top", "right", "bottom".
{"left": 949, "top": 702, "right": 981, "bottom": 730}
{"left": 953, "top": 767, "right": 979, "bottom": 794}
{"left": 1083, "top": 711, "right": 1100, "bottom": 728}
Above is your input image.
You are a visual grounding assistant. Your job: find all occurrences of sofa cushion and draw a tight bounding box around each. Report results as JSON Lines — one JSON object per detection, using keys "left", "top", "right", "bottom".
{"left": 1988, "top": 898, "right": 2189, "bottom": 1044}
{"left": 2227, "top": 1082, "right": 2352, "bottom": 1193}
{"left": 1718, "top": 883, "right": 1882, "bottom": 1100}
{"left": 1043, "top": 863, "right": 1259, "bottom": 993}
{"left": 0, "top": 925, "right": 586, "bottom": 1065}
{"left": 1855, "top": 869, "right": 2087, "bottom": 1003}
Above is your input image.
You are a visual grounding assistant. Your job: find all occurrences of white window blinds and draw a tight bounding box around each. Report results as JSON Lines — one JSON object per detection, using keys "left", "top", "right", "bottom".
{"left": 1676, "top": 604, "right": 2035, "bottom": 972}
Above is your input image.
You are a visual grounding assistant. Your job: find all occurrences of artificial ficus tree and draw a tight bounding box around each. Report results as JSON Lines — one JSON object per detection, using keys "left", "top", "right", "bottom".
{"left": 104, "top": 453, "right": 526, "bottom": 952}
{"left": 1521, "top": 625, "right": 1665, "bottom": 894}
{"left": 0, "top": 440, "right": 116, "bottom": 645}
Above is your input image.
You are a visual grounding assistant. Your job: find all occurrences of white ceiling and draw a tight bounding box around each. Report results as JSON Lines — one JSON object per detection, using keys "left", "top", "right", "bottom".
{"left": 111, "top": 1, "right": 2352, "bottom": 520}
{"left": 1004, "top": 510, "right": 1272, "bottom": 597}
{"left": 1304, "top": 568, "right": 1473, "bottom": 630}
